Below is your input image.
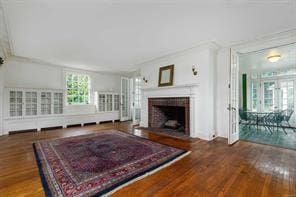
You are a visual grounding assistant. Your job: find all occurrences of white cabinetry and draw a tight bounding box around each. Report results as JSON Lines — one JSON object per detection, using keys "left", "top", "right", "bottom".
{"left": 95, "top": 92, "right": 120, "bottom": 123}
{"left": 4, "top": 88, "right": 64, "bottom": 133}
{"left": 6, "top": 88, "right": 64, "bottom": 118}
{"left": 113, "top": 94, "right": 120, "bottom": 111}
{"left": 3, "top": 88, "right": 120, "bottom": 134}
{"left": 25, "top": 91, "right": 38, "bottom": 116}
{"left": 106, "top": 94, "right": 113, "bottom": 111}
{"left": 96, "top": 92, "right": 119, "bottom": 113}
{"left": 98, "top": 94, "right": 106, "bottom": 112}
{"left": 40, "top": 91, "right": 52, "bottom": 115}
{"left": 9, "top": 90, "right": 23, "bottom": 117}
{"left": 53, "top": 92, "right": 63, "bottom": 114}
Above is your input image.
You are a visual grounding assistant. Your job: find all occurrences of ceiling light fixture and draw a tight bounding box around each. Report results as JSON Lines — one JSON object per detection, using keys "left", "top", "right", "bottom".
{"left": 267, "top": 54, "right": 281, "bottom": 63}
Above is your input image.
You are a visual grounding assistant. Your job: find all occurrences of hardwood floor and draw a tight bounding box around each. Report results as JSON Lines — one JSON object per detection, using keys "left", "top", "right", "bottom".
{"left": 0, "top": 122, "right": 295, "bottom": 196}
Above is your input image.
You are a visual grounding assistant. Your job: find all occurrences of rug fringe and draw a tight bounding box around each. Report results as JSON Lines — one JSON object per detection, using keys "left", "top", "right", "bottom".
{"left": 102, "top": 151, "right": 191, "bottom": 197}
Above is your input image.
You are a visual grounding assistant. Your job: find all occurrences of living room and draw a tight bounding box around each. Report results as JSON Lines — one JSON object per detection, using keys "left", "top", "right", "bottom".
{"left": 0, "top": 1, "right": 295, "bottom": 196}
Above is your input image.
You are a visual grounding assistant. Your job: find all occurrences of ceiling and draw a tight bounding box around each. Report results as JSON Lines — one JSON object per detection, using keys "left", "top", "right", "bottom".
{"left": 2, "top": 0, "right": 296, "bottom": 73}
{"left": 240, "top": 43, "right": 296, "bottom": 73}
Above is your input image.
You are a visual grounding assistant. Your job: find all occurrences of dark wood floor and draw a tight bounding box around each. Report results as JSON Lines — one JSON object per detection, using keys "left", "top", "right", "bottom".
{"left": 0, "top": 122, "right": 295, "bottom": 196}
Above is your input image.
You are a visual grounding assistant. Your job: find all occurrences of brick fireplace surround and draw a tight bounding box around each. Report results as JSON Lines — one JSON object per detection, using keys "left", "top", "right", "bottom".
{"left": 148, "top": 97, "right": 190, "bottom": 136}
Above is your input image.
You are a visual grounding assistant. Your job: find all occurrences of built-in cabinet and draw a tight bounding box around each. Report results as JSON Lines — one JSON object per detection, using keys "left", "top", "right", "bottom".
{"left": 97, "top": 92, "right": 119, "bottom": 112}
{"left": 9, "top": 90, "right": 24, "bottom": 117}
{"left": 53, "top": 92, "right": 64, "bottom": 114}
{"left": 7, "top": 88, "right": 64, "bottom": 118}
{"left": 25, "top": 91, "right": 38, "bottom": 116}
{"left": 4, "top": 88, "right": 120, "bottom": 134}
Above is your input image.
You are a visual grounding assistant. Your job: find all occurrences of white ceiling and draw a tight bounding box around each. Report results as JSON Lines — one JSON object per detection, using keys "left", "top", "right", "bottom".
{"left": 2, "top": 0, "right": 296, "bottom": 72}
{"left": 240, "top": 43, "right": 296, "bottom": 73}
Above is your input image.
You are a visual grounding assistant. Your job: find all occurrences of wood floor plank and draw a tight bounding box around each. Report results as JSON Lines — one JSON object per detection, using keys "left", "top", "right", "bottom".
{"left": 0, "top": 122, "right": 295, "bottom": 196}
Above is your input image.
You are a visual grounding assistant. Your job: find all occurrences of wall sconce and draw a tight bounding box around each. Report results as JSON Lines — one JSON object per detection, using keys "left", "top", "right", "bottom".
{"left": 142, "top": 77, "right": 148, "bottom": 83}
{"left": 192, "top": 65, "right": 198, "bottom": 76}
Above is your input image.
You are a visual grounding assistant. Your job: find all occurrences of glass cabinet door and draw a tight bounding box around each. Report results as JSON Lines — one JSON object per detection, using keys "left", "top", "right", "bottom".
{"left": 98, "top": 94, "right": 106, "bottom": 112}
{"left": 54, "top": 92, "right": 63, "bottom": 114}
{"left": 106, "top": 94, "right": 113, "bottom": 111}
{"left": 9, "top": 90, "right": 23, "bottom": 117}
{"left": 41, "top": 92, "right": 52, "bottom": 115}
{"left": 113, "top": 94, "right": 119, "bottom": 111}
{"left": 25, "top": 91, "right": 38, "bottom": 116}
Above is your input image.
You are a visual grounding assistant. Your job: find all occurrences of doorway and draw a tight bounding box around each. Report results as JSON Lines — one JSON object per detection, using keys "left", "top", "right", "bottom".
{"left": 238, "top": 42, "right": 296, "bottom": 150}
{"left": 120, "top": 77, "right": 130, "bottom": 121}
{"left": 131, "top": 76, "right": 141, "bottom": 125}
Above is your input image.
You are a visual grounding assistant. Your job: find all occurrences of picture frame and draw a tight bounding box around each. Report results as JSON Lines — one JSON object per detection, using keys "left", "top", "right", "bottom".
{"left": 158, "top": 64, "right": 174, "bottom": 87}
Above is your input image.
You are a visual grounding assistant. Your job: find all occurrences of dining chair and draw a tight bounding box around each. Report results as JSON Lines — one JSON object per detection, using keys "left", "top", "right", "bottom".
{"left": 280, "top": 109, "right": 296, "bottom": 132}
{"left": 239, "top": 109, "right": 249, "bottom": 127}
{"left": 239, "top": 109, "right": 255, "bottom": 128}
{"left": 274, "top": 111, "right": 287, "bottom": 134}
{"left": 261, "top": 112, "right": 275, "bottom": 134}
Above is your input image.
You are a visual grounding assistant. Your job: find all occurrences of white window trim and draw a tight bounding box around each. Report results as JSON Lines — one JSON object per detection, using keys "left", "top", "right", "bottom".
{"left": 249, "top": 72, "right": 296, "bottom": 113}
{"left": 62, "top": 68, "right": 94, "bottom": 106}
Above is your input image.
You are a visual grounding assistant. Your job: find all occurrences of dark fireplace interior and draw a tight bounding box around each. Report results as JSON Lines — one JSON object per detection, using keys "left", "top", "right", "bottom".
{"left": 148, "top": 97, "right": 190, "bottom": 136}
{"left": 156, "top": 106, "right": 185, "bottom": 131}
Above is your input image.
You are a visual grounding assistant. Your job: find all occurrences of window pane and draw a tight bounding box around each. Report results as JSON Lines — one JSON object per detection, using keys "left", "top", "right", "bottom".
{"left": 263, "top": 82, "right": 275, "bottom": 112}
{"left": 66, "top": 73, "right": 90, "bottom": 104}
{"left": 251, "top": 82, "right": 257, "bottom": 112}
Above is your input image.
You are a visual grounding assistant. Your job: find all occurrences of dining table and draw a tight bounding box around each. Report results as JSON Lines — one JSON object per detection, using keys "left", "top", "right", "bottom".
{"left": 246, "top": 111, "right": 280, "bottom": 130}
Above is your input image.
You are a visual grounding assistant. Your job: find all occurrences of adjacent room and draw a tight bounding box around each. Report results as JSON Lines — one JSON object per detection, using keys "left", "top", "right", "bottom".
{"left": 239, "top": 43, "right": 296, "bottom": 150}
{"left": 0, "top": 1, "right": 296, "bottom": 196}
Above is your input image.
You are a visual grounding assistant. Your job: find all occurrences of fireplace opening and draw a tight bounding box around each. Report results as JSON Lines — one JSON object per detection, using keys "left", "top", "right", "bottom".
{"left": 148, "top": 97, "right": 190, "bottom": 136}
{"left": 156, "top": 106, "right": 185, "bottom": 132}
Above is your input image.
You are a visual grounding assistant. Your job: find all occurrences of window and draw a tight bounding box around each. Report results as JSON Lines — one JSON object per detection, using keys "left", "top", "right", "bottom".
{"left": 251, "top": 82, "right": 258, "bottom": 112}
{"left": 66, "top": 73, "right": 90, "bottom": 105}
{"left": 134, "top": 77, "right": 141, "bottom": 109}
{"left": 263, "top": 81, "right": 276, "bottom": 112}
{"left": 279, "top": 81, "right": 294, "bottom": 110}
{"left": 261, "top": 71, "right": 277, "bottom": 78}
{"left": 261, "top": 68, "right": 296, "bottom": 78}
{"left": 134, "top": 77, "right": 141, "bottom": 121}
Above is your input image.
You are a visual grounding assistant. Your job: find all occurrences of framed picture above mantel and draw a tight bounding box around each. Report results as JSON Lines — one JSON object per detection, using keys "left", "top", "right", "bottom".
{"left": 158, "top": 64, "right": 174, "bottom": 87}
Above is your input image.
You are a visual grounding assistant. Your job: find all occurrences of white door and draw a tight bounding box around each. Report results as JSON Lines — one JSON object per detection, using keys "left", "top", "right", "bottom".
{"left": 260, "top": 79, "right": 294, "bottom": 112}
{"left": 228, "top": 49, "right": 240, "bottom": 145}
{"left": 120, "top": 77, "right": 130, "bottom": 121}
{"left": 261, "top": 81, "right": 277, "bottom": 112}
{"left": 132, "top": 77, "right": 141, "bottom": 125}
{"left": 278, "top": 80, "right": 294, "bottom": 111}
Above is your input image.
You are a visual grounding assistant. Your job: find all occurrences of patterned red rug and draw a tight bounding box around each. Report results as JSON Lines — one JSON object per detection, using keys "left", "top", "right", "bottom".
{"left": 33, "top": 129, "right": 189, "bottom": 196}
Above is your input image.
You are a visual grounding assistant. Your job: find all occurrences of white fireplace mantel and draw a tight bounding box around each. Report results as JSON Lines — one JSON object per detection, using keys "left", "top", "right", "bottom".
{"left": 140, "top": 83, "right": 213, "bottom": 141}
{"left": 141, "top": 84, "right": 199, "bottom": 98}
{"left": 142, "top": 84, "right": 199, "bottom": 91}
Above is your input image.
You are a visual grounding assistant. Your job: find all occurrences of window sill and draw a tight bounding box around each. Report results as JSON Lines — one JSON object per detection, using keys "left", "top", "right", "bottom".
{"left": 66, "top": 103, "right": 94, "bottom": 106}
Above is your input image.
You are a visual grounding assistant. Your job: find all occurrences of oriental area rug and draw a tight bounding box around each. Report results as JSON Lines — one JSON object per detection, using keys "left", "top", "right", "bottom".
{"left": 33, "top": 129, "right": 190, "bottom": 196}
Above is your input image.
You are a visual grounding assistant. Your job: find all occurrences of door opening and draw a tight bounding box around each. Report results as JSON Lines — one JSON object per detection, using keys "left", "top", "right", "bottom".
{"left": 228, "top": 48, "right": 240, "bottom": 145}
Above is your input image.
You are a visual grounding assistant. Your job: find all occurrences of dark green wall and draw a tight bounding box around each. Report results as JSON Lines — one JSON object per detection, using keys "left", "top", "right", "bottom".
{"left": 242, "top": 74, "right": 247, "bottom": 111}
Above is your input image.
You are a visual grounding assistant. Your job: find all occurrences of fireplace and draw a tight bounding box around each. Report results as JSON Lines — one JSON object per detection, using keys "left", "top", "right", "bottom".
{"left": 148, "top": 97, "right": 190, "bottom": 136}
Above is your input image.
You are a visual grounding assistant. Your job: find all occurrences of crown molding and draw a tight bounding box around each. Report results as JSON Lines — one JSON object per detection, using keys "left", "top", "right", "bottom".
{"left": 0, "top": 0, "right": 13, "bottom": 58}
{"left": 7, "top": 56, "right": 126, "bottom": 76}
{"left": 231, "top": 29, "right": 296, "bottom": 54}
{"left": 133, "top": 41, "right": 220, "bottom": 68}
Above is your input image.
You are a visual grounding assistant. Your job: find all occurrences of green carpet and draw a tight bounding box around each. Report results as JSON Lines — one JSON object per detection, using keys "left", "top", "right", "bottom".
{"left": 239, "top": 125, "right": 296, "bottom": 150}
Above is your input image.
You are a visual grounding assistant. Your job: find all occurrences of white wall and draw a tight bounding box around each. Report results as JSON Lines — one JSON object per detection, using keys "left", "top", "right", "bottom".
{"left": 139, "top": 44, "right": 218, "bottom": 140}
{"left": 216, "top": 48, "right": 230, "bottom": 138}
{"left": 2, "top": 58, "right": 121, "bottom": 116}
{"left": 0, "top": 45, "right": 5, "bottom": 134}
{"left": 0, "top": 61, "right": 4, "bottom": 134}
